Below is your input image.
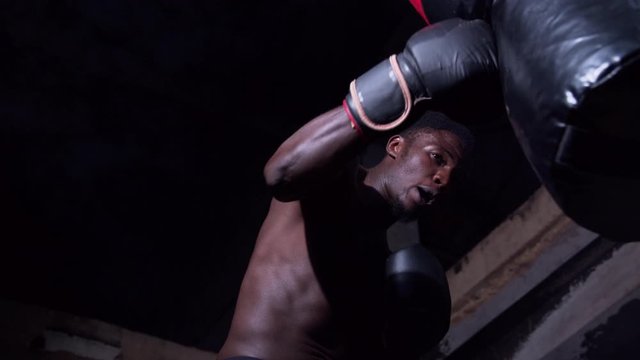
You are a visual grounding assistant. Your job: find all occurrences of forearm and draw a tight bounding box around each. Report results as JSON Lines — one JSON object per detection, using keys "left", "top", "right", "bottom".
{"left": 263, "top": 106, "right": 365, "bottom": 201}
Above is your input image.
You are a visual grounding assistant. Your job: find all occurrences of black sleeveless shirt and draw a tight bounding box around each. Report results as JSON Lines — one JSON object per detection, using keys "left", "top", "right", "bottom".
{"left": 301, "top": 163, "right": 394, "bottom": 358}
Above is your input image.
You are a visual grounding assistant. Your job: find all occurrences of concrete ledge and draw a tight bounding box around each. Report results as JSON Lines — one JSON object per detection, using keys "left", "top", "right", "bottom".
{"left": 435, "top": 187, "right": 599, "bottom": 357}
{"left": 513, "top": 242, "right": 640, "bottom": 360}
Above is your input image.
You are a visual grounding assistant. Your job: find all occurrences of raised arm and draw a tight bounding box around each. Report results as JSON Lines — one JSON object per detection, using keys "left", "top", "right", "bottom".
{"left": 263, "top": 106, "right": 364, "bottom": 201}
{"left": 265, "top": 18, "right": 497, "bottom": 201}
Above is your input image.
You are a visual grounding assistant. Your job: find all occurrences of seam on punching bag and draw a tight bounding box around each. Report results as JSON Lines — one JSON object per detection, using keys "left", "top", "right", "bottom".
{"left": 408, "top": 0, "right": 431, "bottom": 24}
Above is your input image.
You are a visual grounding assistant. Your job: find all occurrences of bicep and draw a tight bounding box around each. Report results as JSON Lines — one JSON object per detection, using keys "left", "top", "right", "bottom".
{"left": 264, "top": 106, "right": 364, "bottom": 200}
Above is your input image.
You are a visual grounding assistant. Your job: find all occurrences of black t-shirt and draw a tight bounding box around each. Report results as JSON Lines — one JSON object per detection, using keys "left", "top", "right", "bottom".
{"left": 301, "top": 163, "right": 393, "bottom": 357}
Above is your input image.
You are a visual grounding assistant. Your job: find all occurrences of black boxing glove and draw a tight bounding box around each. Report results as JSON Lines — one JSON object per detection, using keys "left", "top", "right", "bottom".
{"left": 343, "top": 18, "right": 497, "bottom": 134}
{"left": 383, "top": 243, "right": 451, "bottom": 358}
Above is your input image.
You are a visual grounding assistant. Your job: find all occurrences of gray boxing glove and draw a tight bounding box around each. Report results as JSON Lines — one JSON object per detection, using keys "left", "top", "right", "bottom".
{"left": 344, "top": 18, "right": 497, "bottom": 134}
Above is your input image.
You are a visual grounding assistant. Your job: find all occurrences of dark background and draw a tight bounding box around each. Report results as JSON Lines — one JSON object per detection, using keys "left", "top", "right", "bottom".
{"left": 0, "top": 0, "right": 539, "bottom": 352}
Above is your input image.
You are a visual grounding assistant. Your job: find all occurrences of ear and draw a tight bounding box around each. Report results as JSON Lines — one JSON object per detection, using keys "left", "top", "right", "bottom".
{"left": 386, "top": 135, "right": 403, "bottom": 159}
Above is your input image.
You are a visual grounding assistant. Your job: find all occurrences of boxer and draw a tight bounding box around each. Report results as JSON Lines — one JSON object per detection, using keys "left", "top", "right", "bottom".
{"left": 218, "top": 18, "right": 497, "bottom": 359}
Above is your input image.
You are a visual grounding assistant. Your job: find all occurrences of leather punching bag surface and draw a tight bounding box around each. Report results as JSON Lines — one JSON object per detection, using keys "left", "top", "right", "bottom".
{"left": 492, "top": 0, "right": 640, "bottom": 240}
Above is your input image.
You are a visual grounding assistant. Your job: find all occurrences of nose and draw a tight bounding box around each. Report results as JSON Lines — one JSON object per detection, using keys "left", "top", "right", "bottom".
{"left": 433, "top": 169, "right": 451, "bottom": 188}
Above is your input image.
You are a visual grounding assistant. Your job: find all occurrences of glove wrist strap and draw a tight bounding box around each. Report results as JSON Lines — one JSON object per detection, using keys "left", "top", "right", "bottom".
{"left": 349, "top": 55, "right": 413, "bottom": 132}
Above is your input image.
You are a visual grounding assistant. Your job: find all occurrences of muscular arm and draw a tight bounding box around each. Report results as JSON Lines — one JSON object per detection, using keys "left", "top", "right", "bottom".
{"left": 263, "top": 106, "right": 366, "bottom": 201}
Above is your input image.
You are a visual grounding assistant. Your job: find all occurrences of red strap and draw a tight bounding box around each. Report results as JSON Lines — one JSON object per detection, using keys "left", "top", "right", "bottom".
{"left": 408, "top": 0, "right": 431, "bottom": 24}
{"left": 342, "top": 99, "right": 365, "bottom": 139}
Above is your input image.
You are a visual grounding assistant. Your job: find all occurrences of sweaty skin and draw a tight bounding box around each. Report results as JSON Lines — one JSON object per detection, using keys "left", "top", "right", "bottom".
{"left": 218, "top": 107, "right": 463, "bottom": 360}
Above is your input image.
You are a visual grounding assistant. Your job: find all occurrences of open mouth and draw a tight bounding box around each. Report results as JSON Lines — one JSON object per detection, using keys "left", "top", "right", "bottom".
{"left": 417, "top": 186, "right": 437, "bottom": 206}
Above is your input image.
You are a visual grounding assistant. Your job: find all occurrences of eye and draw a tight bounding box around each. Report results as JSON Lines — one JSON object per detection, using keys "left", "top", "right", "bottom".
{"left": 430, "top": 152, "right": 446, "bottom": 166}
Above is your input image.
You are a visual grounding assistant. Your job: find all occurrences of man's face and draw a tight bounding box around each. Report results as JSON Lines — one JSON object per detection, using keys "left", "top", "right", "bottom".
{"left": 386, "top": 129, "right": 464, "bottom": 221}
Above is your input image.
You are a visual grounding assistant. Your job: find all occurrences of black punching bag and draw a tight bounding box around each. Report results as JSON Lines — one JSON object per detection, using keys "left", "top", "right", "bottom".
{"left": 492, "top": 0, "right": 640, "bottom": 240}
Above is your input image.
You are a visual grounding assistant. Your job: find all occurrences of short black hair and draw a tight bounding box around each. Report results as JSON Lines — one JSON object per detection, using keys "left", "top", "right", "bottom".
{"left": 399, "top": 110, "right": 475, "bottom": 157}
